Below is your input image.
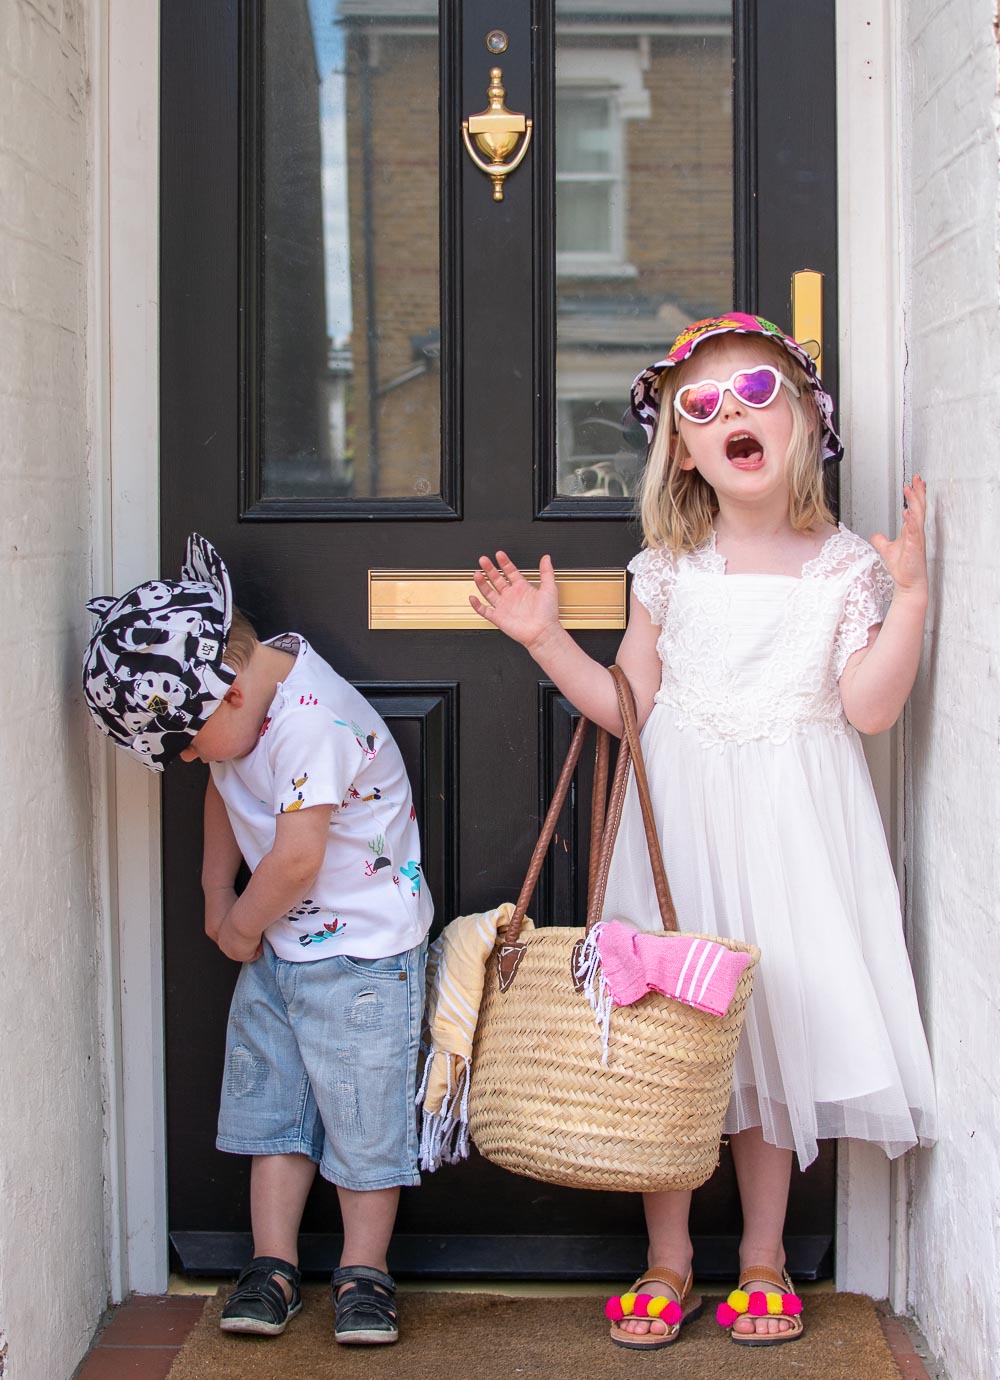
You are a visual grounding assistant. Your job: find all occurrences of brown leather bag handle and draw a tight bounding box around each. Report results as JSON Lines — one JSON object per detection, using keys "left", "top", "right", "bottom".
{"left": 507, "top": 713, "right": 591, "bottom": 947}
{"left": 499, "top": 666, "right": 676, "bottom": 987}
{"left": 589, "top": 665, "right": 678, "bottom": 933}
{"left": 587, "top": 724, "right": 611, "bottom": 907}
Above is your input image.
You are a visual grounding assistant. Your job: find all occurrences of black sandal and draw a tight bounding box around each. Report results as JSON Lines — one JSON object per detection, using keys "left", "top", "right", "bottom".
{"left": 332, "top": 1264, "right": 399, "bottom": 1345}
{"left": 219, "top": 1255, "right": 302, "bottom": 1336}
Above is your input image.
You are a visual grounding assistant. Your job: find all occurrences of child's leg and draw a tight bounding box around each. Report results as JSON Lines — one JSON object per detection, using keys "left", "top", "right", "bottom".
{"left": 250, "top": 1152, "right": 317, "bottom": 1296}
{"left": 332, "top": 1187, "right": 401, "bottom": 1344}
{"left": 334, "top": 1186, "right": 399, "bottom": 1294}
{"left": 616, "top": 1188, "right": 694, "bottom": 1338}
{"left": 219, "top": 1152, "right": 316, "bottom": 1335}
{"left": 730, "top": 1126, "right": 795, "bottom": 1338}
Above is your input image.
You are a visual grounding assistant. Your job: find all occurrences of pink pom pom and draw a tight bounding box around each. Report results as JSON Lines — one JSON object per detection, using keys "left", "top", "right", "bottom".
{"left": 748, "top": 1291, "right": 768, "bottom": 1316}
{"left": 782, "top": 1293, "right": 803, "bottom": 1316}
{"left": 605, "top": 1296, "right": 624, "bottom": 1322}
{"left": 662, "top": 1300, "right": 683, "bottom": 1326}
{"left": 632, "top": 1293, "right": 652, "bottom": 1318}
{"left": 716, "top": 1302, "right": 739, "bottom": 1327}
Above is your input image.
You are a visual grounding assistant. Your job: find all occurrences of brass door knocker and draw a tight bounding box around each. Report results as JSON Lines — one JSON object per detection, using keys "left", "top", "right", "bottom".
{"left": 462, "top": 67, "right": 533, "bottom": 202}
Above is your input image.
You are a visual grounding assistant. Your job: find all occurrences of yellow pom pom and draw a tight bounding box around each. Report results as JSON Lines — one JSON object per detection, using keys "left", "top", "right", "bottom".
{"left": 727, "top": 1289, "right": 750, "bottom": 1314}
{"left": 646, "top": 1296, "right": 669, "bottom": 1318}
{"left": 620, "top": 1292, "right": 637, "bottom": 1316}
{"left": 766, "top": 1293, "right": 783, "bottom": 1315}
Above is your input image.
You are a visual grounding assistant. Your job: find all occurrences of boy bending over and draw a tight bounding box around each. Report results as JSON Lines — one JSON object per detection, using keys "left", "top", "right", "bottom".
{"left": 83, "top": 534, "right": 432, "bottom": 1345}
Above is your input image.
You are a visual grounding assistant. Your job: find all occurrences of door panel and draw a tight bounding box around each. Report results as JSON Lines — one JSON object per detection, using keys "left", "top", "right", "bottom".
{"left": 162, "top": 0, "right": 837, "bottom": 1280}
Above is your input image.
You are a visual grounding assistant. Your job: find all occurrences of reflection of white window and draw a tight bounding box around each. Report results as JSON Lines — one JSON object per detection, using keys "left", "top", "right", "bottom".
{"left": 556, "top": 49, "right": 650, "bottom": 277}
{"left": 557, "top": 90, "right": 623, "bottom": 265}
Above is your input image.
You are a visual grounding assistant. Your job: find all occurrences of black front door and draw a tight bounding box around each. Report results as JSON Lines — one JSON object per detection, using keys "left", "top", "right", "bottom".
{"left": 162, "top": 0, "right": 839, "bottom": 1280}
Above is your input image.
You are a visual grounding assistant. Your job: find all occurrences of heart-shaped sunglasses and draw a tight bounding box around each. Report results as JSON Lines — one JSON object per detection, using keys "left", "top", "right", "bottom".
{"left": 672, "top": 364, "right": 800, "bottom": 425}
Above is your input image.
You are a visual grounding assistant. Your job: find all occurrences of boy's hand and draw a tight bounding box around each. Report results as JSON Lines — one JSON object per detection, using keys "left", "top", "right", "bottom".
{"left": 216, "top": 912, "right": 264, "bottom": 964}
{"left": 470, "top": 552, "right": 562, "bottom": 652}
{"left": 209, "top": 805, "right": 331, "bottom": 965}
{"left": 204, "top": 886, "right": 237, "bottom": 944}
{"left": 871, "top": 476, "right": 928, "bottom": 600}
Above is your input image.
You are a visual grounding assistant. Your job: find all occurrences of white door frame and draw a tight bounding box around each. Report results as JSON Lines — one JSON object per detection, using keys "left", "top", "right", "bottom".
{"left": 104, "top": 0, "right": 905, "bottom": 1300}
{"left": 834, "top": 0, "right": 909, "bottom": 1310}
{"left": 105, "top": 0, "right": 167, "bottom": 1298}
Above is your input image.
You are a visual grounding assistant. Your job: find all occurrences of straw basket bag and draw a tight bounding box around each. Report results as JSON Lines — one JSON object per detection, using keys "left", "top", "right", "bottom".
{"left": 468, "top": 666, "right": 759, "bottom": 1192}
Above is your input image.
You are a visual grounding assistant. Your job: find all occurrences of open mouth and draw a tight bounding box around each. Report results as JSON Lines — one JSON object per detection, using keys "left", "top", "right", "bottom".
{"left": 725, "top": 432, "right": 764, "bottom": 467}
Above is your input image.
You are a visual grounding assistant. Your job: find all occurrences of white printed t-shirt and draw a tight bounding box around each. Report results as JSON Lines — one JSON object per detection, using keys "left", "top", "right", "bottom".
{"left": 210, "top": 634, "right": 433, "bottom": 961}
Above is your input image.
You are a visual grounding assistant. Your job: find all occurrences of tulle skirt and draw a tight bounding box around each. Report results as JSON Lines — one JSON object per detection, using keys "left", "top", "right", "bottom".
{"left": 601, "top": 705, "right": 937, "bottom": 1169}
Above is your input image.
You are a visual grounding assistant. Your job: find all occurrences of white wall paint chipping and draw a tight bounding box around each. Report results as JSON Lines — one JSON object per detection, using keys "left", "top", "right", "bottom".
{"left": 0, "top": 0, "right": 110, "bottom": 1376}
{"left": 899, "top": 1, "right": 1000, "bottom": 1376}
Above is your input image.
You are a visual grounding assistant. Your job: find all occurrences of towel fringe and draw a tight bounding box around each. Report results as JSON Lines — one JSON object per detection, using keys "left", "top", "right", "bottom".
{"left": 416, "top": 1047, "right": 472, "bottom": 1171}
{"left": 572, "top": 924, "right": 613, "bottom": 1065}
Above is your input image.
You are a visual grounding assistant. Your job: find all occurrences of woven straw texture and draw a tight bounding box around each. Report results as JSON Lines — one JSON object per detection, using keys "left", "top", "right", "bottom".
{"left": 469, "top": 926, "right": 757, "bottom": 1192}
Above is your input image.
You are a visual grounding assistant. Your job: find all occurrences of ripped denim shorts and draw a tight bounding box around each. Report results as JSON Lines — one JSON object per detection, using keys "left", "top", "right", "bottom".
{"left": 216, "top": 936, "right": 428, "bottom": 1190}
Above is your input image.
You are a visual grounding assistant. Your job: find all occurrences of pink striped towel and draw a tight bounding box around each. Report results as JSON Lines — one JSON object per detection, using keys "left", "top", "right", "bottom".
{"left": 595, "top": 920, "right": 752, "bottom": 1018}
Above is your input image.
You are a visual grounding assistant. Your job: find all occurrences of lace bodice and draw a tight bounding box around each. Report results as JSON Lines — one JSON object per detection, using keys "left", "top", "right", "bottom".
{"left": 628, "top": 525, "right": 893, "bottom": 745}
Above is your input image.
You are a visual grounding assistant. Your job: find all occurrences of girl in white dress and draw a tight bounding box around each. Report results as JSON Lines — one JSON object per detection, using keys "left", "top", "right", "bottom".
{"left": 470, "top": 313, "right": 936, "bottom": 1351}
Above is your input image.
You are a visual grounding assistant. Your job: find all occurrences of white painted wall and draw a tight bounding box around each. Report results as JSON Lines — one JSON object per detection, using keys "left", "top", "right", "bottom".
{"left": 0, "top": 0, "right": 111, "bottom": 1377}
{"left": 898, "top": 2, "right": 1000, "bottom": 1377}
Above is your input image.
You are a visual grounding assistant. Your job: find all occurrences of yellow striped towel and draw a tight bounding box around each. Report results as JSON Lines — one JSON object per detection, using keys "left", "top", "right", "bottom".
{"left": 416, "top": 902, "right": 533, "bottom": 1171}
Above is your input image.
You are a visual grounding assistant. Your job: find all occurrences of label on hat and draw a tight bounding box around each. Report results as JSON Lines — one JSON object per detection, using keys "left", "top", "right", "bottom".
{"left": 196, "top": 637, "right": 220, "bottom": 662}
{"left": 146, "top": 694, "right": 170, "bottom": 715}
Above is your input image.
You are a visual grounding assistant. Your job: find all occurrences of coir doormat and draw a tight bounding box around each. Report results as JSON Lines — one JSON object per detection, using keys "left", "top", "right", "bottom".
{"left": 167, "top": 1286, "right": 902, "bottom": 1380}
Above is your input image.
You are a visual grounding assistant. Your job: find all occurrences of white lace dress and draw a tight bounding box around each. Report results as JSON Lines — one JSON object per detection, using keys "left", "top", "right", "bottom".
{"left": 602, "top": 524, "right": 937, "bottom": 1169}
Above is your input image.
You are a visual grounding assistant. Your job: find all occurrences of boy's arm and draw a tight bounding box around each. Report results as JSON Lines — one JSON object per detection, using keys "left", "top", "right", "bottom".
{"left": 202, "top": 777, "right": 244, "bottom": 944}
{"left": 216, "top": 804, "right": 333, "bottom": 963}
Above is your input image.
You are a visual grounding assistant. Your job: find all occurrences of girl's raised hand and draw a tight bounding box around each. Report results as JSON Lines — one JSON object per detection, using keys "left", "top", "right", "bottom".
{"left": 470, "top": 551, "right": 561, "bottom": 649}
{"left": 871, "top": 476, "right": 928, "bottom": 598}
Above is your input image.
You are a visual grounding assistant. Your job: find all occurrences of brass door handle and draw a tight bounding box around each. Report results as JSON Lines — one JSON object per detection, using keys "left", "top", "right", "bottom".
{"left": 462, "top": 67, "right": 533, "bottom": 202}
{"left": 791, "top": 270, "right": 823, "bottom": 376}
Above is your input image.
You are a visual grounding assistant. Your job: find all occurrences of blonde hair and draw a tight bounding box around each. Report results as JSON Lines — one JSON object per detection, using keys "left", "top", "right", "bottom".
{"left": 223, "top": 606, "right": 259, "bottom": 671}
{"left": 635, "top": 336, "right": 835, "bottom": 552}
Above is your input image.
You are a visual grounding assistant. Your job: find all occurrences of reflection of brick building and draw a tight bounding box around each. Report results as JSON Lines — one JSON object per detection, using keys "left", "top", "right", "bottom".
{"left": 553, "top": 15, "right": 732, "bottom": 494}
{"left": 341, "top": 3, "right": 441, "bottom": 497}
{"left": 334, "top": 2, "right": 731, "bottom": 498}
{"left": 261, "top": 0, "right": 329, "bottom": 497}
{"left": 557, "top": 30, "right": 732, "bottom": 312}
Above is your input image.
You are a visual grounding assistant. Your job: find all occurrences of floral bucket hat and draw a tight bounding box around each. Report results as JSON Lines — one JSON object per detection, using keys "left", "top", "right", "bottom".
{"left": 630, "top": 311, "right": 844, "bottom": 464}
{"left": 82, "top": 533, "right": 236, "bottom": 772}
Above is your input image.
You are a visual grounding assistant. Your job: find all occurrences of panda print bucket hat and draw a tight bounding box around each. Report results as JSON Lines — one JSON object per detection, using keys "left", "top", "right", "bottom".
{"left": 629, "top": 312, "right": 844, "bottom": 465}
{"left": 82, "top": 533, "right": 236, "bottom": 771}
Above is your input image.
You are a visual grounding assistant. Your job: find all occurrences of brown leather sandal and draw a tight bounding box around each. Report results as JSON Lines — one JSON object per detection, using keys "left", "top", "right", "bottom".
{"left": 606, "top": 1265, "right": 703, "bottom": 1350}
{"left": 717, "top": 1264, "right": 804, "bottom": 1346}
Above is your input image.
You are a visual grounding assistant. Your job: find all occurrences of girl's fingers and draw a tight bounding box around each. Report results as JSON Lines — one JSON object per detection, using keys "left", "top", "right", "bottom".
{"left": 469, "top": 594, "right": 497, "bottom": 623}
{"left": 495, "top": 550, "right": 523, "bottom": 585}
{"left": 476, "top": 559, "right": 514, "bottom": 599}
{"left": 472, "top": 570, "right": 498, "bottom": 603}
{"left": 904, "top": 476, "right": 927, "bottom": 516}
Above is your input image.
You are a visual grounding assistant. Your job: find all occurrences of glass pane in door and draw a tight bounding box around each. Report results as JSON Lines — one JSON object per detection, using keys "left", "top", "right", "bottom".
{"left": 554, "top": 2, "right": 734, "bottom": 500}
{"left": 260, "top": 0, "right": 441, "bottom": 501}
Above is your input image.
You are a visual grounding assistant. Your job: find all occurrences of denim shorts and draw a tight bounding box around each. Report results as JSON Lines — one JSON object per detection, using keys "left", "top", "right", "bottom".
{"left": 216, "top": 937, "right": 427, "bottom": 1190}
